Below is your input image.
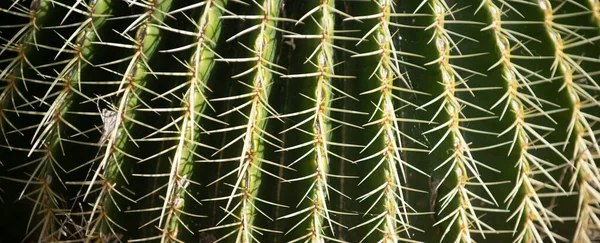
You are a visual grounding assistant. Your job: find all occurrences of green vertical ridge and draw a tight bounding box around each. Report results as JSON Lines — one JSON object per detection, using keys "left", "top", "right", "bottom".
{"left": 446, "top": 1, "right": 562, "bottom": 242}
{"left": 125, "top": 0, "right": 230, "bottom": 241}
{"left": 0, "top": 0, "right": 77, "bottom": 241}
{"left": 398, "top": 1, "right": 502, "bottom": 242}
{"left": 459, "top": 1, "right": 534, "bottom": 242}
{"left": 343, "top": 0, "right": 429, "bottom": 242}
{"left": 537, "top": 0, "right": 600, "bottom": 241}
{"left": 199, "top": 0, "right": 283, "bottom": 242}
{"left": 477, "top": 1, "right": 578, "bottom": 242}
{"left": 189, "top": 4, "right": 243, "bottom": 236}
{"left": 0, "top": 0, "right": 57, "bottom": 143}
{"left": 81, "top": 0, "right": 173, "bottom": 240}
{"left": 19, "top": 0, "right": 118, "bottom": 241}
{"left": 278, "top": 0, "right": 359, "bottom": 241}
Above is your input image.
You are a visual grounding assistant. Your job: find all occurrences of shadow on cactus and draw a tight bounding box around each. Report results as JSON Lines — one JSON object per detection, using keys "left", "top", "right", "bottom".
{"left": 1, "top": 0, "right": 600, "bottom": 242}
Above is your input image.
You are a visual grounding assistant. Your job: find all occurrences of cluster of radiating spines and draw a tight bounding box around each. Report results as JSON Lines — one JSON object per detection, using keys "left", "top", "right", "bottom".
{"left": 197, "top": 0, "right": 292, "bottom": 241}
{"left": 413, "top": 1, "right": 503, "bottom": 241}
{"left": 0, "top": 0, "right": 46, "bottom": 145}
{"left": 123, "top": 1, "right": 229, "bottom": 242}
{"left": 478, "top": 1, "right": 569, "bottom": 242}
{"left": 25, "top": 0, "right": 116, "bottom": 241}
{"left": 29, "top": 0, "right": 110, "bottom": 155}
{"left": 478, "top": 0, "right": 600, "bottom": 242}
{"left": 343, "top": 0, "right": 429, "bottom": 241}
{"left": 75, "top": 0, "right": 173, "bottom": 240}
{"left": 534, "top": 1, "right": 600, "bottom": 242}
{"left": 276, "top": 0, "right": 362, "bottom": 242}
{"left": 0, "top": 0, "right": 75, "bottom": 241}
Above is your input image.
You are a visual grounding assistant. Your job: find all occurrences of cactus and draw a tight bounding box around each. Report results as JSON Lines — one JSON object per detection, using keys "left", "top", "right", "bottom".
{"left": 1, "top": 0, "right": 600, "bottom": 242}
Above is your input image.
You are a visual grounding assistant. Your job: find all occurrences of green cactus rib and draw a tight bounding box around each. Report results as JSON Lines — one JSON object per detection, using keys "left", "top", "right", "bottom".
{"left": 475, "top": 1, "right": 572, "bottom": 242}
{"left": 0, "top": 0, "right": 76, "bottom": 241}
{"left": 535, "top": 1, "right": 600, "bottom": 242}
{"left": 20, "top": 0, "right": 116, "bottom": 241}
{"left": 407, "top": 1, "right": 503, "bottom": 241}
{"left": 198, "top": 0, "right": 286, "bottom": 241}
{"left": 0, "top": 0, "right": 53, "bottom": 143}
{"left": 344, "top": 0, "right": 429, "bottom": 242}
{"left": 277, "top": 0, "right": 362, "bottom": 241}
{"left": 122, "top": 1, "right": 230, "bottom": 241}
{"left": 29, "top": 0, "right": 113, "bottom": 153}
{"left": 81, "top": 0, "right": 173, "bottom": 240}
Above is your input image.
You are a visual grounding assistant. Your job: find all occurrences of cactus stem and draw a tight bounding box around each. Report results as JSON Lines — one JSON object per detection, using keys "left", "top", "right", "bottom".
{"left": 80, "top": 0, "right": 174, "bottom": 240}
{"left": 277, "top": 0, "right": 360, "bottom": 241}
{"left": 479, "top": 1, "right": 586, "bottom": 242}
{"left": 0, "top": 0, "right": 109, "bottom": 241}
{"left": 200, "top": 0, "right": 285, "bottom": 241}
{"left": 536, "top": 0, "right": 600, "bottom": 242}
{"left": 413, "top": 1, "right": 502, "bottom": 242}
{"left": 344, "top": 0, "right": 430, "bottom": 241}
{"left": 137, "top": 1, "right": 230, "bottom": 241}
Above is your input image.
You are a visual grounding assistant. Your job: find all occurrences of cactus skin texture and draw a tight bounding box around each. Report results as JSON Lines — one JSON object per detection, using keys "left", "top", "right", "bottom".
{"left": 2, "top": 0, "right": 600, "bottom": 242}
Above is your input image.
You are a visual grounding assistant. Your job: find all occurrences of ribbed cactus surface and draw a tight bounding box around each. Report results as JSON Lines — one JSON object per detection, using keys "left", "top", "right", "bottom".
{"left": 1, "top": 0, "right": 600, "bottom": 242}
